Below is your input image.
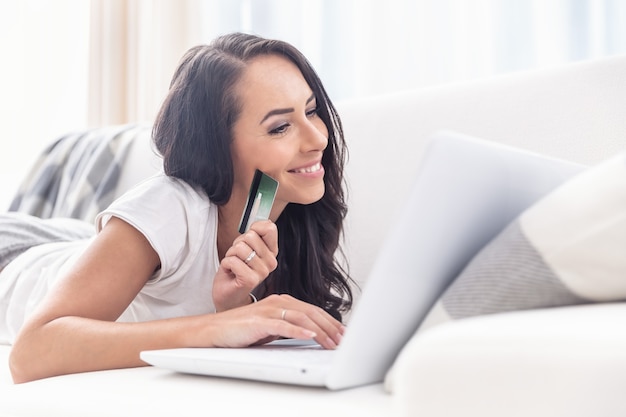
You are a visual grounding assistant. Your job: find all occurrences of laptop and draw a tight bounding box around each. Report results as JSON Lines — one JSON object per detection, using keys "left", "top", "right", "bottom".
{"left": 140, "top": 131, "right": 585, "bottom": 390}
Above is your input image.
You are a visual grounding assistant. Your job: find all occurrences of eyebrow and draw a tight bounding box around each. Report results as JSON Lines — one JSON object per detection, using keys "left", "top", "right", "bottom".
{"left": 259, "top": 93, "right": 316, "bottom": 124}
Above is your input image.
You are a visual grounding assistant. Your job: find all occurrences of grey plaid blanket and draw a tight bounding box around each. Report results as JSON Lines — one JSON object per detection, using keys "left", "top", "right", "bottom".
{"left": 9, "top": 124, "right": 145, "bottom": 223}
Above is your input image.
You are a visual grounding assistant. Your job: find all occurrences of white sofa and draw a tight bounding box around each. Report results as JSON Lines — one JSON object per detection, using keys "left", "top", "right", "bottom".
{"left": 2, "top": 54, "right": 626, "bottom": 416}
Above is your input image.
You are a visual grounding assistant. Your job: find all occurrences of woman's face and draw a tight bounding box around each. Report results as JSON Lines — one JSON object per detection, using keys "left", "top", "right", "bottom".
{"left": 230, "top": 54, "right": 329, "bottom": 215}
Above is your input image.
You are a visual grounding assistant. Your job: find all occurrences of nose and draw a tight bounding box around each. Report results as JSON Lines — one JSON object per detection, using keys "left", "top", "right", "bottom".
{"left": 301, "top": 118, "right": 328, "bottom": 153}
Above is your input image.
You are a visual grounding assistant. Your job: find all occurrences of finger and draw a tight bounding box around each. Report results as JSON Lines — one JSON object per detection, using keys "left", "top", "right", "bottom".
{"left": 234, "top": 240, "right": 258, "bottom": 265}
{"left": 219, "top": 256, "right": 261, "bottom": 289}
{"left": 259, "top": 294, "right": 344, "bottom": 348}
{"left": 233, "top": 231, "right": 277, "bottom": 270}
{"left": 230, "top": 243, "right": 276, "bottom": 282}
{"left": 248, "top": 220, "right": 279, "bottom": 256}
{"left": 227, "top": 239, "right": 261, "bottom": 267}
{"left": 268, "top": 320, "right": 317, "bottom": 342}
{"left": 278, "top": 309, "right": 335, "bottom": 349}
{"left": 276, "top": 294, "right": 345, "bottom": 336}
{"left": 278, "top": 307, "right": 342, "bottom": 349}
{"left": 306, "top": 306, "right": 345, "bottom": 343}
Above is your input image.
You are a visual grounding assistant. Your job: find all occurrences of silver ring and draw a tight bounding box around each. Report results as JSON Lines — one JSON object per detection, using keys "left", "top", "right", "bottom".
{"left": 281, "top": 309, "right": 287, "bottom": 320}
{"left": 244, "top": 250, "right": 256, "bottom": 264}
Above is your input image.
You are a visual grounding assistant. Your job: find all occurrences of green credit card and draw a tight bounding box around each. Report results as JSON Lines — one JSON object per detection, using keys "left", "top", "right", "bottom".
{"left": 238, "top": 169, "right": 279, "bottom": 234}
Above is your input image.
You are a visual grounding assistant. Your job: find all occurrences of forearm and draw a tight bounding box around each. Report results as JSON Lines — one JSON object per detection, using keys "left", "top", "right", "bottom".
{"left": 9, "top": 294, "right": 345, "bottom": 384}
{"left": 9, "top": 314, "right": 207, "bottom": 384}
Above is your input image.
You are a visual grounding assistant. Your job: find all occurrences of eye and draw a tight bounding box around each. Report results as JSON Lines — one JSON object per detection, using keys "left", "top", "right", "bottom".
{"left": 306, "top": 105, "right": 319, "bottom": 118}
{"left": 269, "top": 123, "right": 290, "bottom": 136}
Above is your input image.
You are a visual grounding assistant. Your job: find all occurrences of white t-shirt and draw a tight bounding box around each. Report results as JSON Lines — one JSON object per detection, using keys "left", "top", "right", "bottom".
{"left": 0, "top": 175, "right": 219, "bottom": 344}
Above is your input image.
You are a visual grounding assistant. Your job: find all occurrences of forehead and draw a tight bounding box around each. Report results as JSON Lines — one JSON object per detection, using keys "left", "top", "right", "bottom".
{"left": 234, "top": 54, "right": 312, "bottom": 111}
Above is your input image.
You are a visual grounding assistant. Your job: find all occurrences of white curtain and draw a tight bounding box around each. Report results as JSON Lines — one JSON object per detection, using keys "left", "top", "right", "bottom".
{"left": 88, "top": 0, "right": 204, "bottom": 126}
{"left": 4, "top": 0, "right": 624, "bottom": 209}
{"left": 87, "top": 0, "right": 626, "bottom": 127}
{"left": 200, "top": 0, "right": 626, "bottom": 100}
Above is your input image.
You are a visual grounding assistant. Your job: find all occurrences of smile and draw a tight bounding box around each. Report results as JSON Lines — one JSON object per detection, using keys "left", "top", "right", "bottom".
{"left": 290, "top": 162, "right": 322, "bottom": 174}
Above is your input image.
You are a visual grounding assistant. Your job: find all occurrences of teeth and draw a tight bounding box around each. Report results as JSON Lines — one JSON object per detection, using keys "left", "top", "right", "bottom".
{"left": 293, "top": 162, "right": 321, "bottom": 174}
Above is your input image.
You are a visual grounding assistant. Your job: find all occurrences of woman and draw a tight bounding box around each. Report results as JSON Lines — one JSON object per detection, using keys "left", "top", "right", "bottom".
{"left": 5, "top": 32, "right": 353, "bottom": 383}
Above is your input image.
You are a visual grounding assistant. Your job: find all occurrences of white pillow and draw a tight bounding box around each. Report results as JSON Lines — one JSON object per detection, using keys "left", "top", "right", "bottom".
{"left": 421, "top": 151, "right": 626, "bottom": 330}
{"left": 385, "top": 151, "right": 626, "bottom": 392}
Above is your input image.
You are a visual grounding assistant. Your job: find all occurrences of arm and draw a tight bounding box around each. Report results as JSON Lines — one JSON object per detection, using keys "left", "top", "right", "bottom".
{"left": 9, "top": 216, "right": 160, "bottom": 382}
{"left": 9, "top": 217, "right": 343, "bottom": 383}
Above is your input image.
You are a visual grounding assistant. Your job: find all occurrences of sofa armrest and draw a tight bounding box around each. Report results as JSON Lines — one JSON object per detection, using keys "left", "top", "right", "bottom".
{"left": 389, "top": 303, "right": 626, "bottom": 417}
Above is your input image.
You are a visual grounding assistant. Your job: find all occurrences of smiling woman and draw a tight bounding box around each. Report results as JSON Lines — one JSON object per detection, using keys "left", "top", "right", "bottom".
{"left": 3, "top": 32, "right": 353, "bottom": 384}
{"left": 152, "top": 33, "right": 352, "bottom": 316}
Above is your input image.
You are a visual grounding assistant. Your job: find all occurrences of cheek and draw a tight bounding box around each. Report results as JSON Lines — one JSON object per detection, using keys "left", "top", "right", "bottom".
{"left": 230, "top": 143, "right": 257, "bottom": 189}
{"left": 256, "top": 146, "right": 296, "bottom": 174}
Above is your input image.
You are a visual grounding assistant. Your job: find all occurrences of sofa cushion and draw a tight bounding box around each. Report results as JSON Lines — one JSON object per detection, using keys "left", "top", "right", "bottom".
{"left": 417, "top": 150, "right": 626, "bottom": 331}
{"left": 9, "top": 124, "right": 146, "bottom": 223}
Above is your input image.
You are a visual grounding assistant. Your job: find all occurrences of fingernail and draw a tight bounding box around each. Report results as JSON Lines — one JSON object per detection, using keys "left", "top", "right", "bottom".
{"left": 306, "top": 331, "right": 317, "bottom": 339}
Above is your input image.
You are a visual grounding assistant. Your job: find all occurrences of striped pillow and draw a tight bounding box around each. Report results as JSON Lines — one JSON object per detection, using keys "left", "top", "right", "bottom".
{"left": 419, "top": 151, "right": 626, "bottom": 331}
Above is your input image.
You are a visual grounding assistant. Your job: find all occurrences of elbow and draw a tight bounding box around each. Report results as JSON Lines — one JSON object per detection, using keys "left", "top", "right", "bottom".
{"left": 9, "top": 347, "right": 29, "bottom": 384}
{"left": 9, "top": 317, "right": 60, "bottom": 383}
{"left": 9, "top": 333, "right": 48, "bottom": 384}
{"left": 9, "top": 343, "right": 37, "bottom": 384}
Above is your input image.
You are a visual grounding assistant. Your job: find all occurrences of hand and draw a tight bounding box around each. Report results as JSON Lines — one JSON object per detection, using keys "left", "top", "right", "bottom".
{"left": 198, "top": 294, "right": 345, "bottom": 350}
{"left": 212, "top": 220, "right": 279, "bottom": 312}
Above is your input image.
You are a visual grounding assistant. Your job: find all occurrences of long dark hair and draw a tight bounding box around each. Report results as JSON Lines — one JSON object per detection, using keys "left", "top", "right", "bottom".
{"left": 153, "top": 32, "right": 353, "bottom": 320}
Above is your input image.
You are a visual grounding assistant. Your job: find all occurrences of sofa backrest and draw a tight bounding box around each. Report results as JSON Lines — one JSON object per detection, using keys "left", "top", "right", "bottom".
{"left": 337, "top": 55, "right": 626, "bottom": 286}
{"left": 114, "top": 125, "right": 162, "bottom": 200}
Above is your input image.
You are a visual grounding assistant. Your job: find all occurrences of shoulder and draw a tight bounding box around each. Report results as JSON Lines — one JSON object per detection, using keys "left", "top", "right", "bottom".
{"left": 95, "top": 174, "right": 217, "bottom": 255}
{"left": 96, "top": 175, "right": 213, "bottom": 230}
{"left": 95, "top": 174, "right": 219, "bottom": 279}
{"left": 129, "top": 174, "right": 209, "bottom": 205}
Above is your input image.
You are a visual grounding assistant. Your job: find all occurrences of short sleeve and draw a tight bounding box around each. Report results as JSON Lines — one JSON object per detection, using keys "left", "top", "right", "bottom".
{"left": 95, "top": 175, "right": 212, "bottom": 281}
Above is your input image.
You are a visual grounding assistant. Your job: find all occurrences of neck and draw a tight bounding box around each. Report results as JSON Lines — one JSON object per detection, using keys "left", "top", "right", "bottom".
{"left": 217, "top": 199, "right": 243, "bottom": 260}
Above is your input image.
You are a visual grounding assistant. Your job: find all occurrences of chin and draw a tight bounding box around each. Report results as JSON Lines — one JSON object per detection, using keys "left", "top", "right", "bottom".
{"left": 288, "top": 188, "right": 325, "bottom": 206}
{"left": 307, "top": 190, "right": 326, "bottom": 205}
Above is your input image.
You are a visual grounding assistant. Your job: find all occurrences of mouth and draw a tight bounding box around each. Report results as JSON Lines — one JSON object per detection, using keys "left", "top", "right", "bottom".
{"left": 289, "top": 161, "right": 323, "bottom": 174}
